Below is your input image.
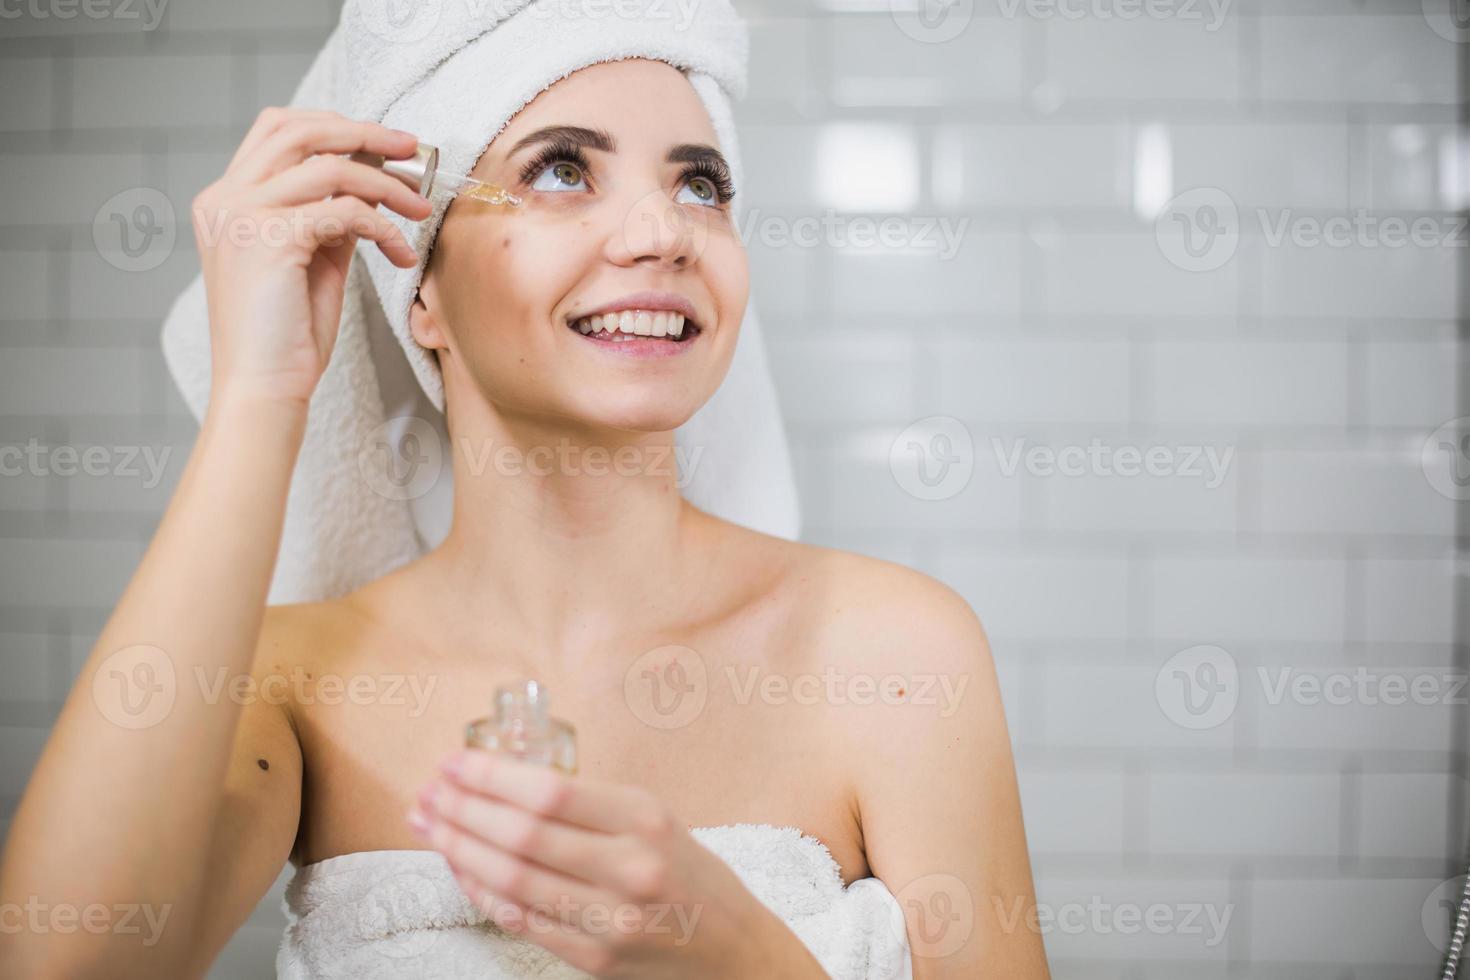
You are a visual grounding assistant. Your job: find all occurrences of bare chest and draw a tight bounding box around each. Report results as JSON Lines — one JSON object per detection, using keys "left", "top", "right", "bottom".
{"left": 288, "top": 646, "right": 870, "bottom": 884}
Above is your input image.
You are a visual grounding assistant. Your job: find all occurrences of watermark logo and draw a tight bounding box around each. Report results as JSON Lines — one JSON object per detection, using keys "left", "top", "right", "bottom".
{"left": 1155, "top": 187, "right": 1239, "bottom": 273}
{"left": 890, "top": 416, "right": 975, "bottom": 501}
{"left": 1155, "top": 645, "right": 1238, "bottom": 730}
{"left": 356, "top": 0, "right": 444, "bottom": 44}
{"left": 621, "top": 188, "right": 714, "bottom": 265}
{"left": 359, "top": 871, "right": 444, "bottom": 957}
{"left": 359, "top": 415, "right": 445, "bottom": 501}
{"left": 92, "top": 644, "right": 176, "bottom": 730}
{"left": 1422, "top": 0, "right": 1470, "bottom": 43}
{"left": 891, "top": 873, "right": 975, "bottom": 958}
{"left": 624, "top": 644, "right": 708, "bottom": 730}
{"left": 1156, "top": 645, "right": 1467, "bottom": 730}
{"left": 1158, "top": 189, "right": 1468, "bottom": 272}
{"left": 91, "top": 654, "right": 441, "bottom": 730}
{"left": 1422, "top": 417, "right": 1470, "bottom": 501}
{"left": 93, "top": 187, "right": 175, "bottom": 273}
{"left": 1423, "top": 874, "right": 1469, "bottom": 954}
{"left": 891, "top": 0, "right": 974, "bottom": 44}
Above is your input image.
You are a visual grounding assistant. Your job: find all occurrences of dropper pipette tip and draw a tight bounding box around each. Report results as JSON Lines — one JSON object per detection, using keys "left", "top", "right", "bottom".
{"left": 460, "top": 182, "right": 523, "bottom": 207}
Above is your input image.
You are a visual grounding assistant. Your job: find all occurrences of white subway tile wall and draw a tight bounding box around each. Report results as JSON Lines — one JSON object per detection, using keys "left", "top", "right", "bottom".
{"left": 0, "top": 0, "right": 1463, "bottom": 977}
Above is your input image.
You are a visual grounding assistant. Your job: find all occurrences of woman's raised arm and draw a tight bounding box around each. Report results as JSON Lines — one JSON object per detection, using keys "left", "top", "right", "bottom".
{"left": 0, "top": 108, "right": 431, "bottom": 979}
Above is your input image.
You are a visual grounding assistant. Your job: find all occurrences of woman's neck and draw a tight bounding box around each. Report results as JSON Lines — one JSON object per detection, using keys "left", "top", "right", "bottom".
{"left": 417, "top": 409, "right": 704, "bottom": 662}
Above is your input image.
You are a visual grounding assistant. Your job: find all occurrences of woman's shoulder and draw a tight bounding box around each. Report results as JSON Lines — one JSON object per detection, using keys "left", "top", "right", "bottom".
{"left": 724, "top": 528, "right": 1006, "bottom": 835}
{"left": 799, "top": 546, "right": 988, "bottom": 671}
{"left": 711, "top": 518, "right": 992, "bottom": 673}
{"left": 255, "top": 586, "right": 390, "bottom": 675}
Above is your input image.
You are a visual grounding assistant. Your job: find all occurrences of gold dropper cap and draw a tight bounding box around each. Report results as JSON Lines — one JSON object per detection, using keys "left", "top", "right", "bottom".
{"left": 350, "top": 142, "right": 438, "bottom": 197}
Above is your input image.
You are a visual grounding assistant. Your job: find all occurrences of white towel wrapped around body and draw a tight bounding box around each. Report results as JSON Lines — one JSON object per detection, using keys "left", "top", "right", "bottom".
{"left": 159, "top": 0, "right": 801, "bottom": 604}
{"left": 277, "top": 823, "right": 913, "bottom": 979}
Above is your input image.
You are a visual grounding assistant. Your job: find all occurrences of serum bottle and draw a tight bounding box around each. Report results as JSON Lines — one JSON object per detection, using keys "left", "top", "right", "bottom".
{"left": 465, "top": 679, "right": 578, "bottom": 775}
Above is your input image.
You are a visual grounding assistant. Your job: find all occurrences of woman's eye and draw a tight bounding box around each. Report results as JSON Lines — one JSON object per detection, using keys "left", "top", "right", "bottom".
{"left": 531, "top": 161, "right": 587, "bottom": 192}
{"left": 675, "top": 176, "right": 719, "bottom": 208}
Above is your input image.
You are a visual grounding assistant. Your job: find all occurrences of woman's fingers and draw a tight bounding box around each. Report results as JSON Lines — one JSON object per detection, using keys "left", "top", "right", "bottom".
{"left": 225, "top": 107, "right": 339, "bottom": 176}
{"left": 229, "top": 109, "right": 419, "bottom": 187}
{"left": 421, "top": 777, "right": 648, "bottom": 888}
{"left": 293, "top": 196, "right": 418, "bottom": 268}
{"left": 443, "top": 749, "right": 670, "bottom": 837}
{"left": 256, "top": 154, "right": 432, "bottom": 221}
{"left": 422, "top": 808, "right": 619, "bottom": 913}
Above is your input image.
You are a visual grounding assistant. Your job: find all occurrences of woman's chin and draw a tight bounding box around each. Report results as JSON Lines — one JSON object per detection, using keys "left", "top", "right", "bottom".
{"left": 567, "top": 403, "right": 698, "bottom": 437}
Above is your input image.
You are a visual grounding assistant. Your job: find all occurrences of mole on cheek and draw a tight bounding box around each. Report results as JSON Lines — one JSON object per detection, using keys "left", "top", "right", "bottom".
{"left": 257, "top": 759, "right": 270, "bottom": 772}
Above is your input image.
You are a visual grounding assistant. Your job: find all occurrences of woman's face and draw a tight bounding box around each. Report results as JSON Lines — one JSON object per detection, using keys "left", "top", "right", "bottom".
{"left": 410, "top": 58, "right": 748, "bottom": 435}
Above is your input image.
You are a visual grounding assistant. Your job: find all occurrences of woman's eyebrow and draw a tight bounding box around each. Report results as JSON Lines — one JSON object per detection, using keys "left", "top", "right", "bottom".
{"left": 667, "top": 143, "right": 730, "bottom": 172}
{"left": 505, "top": 125, "right": 730, "bottom": 170}
{"left": 507, "top": 125, "right": 616, "bottom": 157}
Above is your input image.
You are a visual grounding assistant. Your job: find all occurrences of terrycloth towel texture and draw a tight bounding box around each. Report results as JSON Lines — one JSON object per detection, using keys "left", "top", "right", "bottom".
{"left": 276, "top": 823, "right": 914, "bottom": 979}
{"left": 159, "top": 0, "right": 801, "bottom": 604}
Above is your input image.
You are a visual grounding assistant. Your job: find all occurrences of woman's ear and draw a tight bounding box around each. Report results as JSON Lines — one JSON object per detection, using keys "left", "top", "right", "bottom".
{"left": 409, "top": 281, "right": 449, "bottom": 352}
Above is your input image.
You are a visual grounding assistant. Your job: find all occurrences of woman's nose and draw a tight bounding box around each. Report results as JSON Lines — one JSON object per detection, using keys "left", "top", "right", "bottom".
{"left": 607, "top": 186, "right": 711, "bottom": 270}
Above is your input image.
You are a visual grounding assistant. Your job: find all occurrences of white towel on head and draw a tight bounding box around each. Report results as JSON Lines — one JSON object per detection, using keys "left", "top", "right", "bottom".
{"left": 159, "top": 0, "right": 801, "bottom": 604}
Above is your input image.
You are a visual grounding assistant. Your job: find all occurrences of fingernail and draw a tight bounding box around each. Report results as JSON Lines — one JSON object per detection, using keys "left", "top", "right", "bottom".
{"left": 406, "top": 805, "right": 431, "bottom": 835}
{"left": 440, "top": 752, "right": 466, "bottom": 779}
{"left": 417, "top": 782, "right": 438, "bottom": 811}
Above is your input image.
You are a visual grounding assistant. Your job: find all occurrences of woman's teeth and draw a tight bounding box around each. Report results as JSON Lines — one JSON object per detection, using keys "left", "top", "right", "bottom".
{"left": 570, "top": 310, "right": 688, "bottom": 341}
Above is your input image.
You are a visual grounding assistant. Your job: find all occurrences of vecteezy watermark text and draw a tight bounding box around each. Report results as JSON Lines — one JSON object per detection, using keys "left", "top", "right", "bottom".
{"left": 1155, "top": 645, "right": 1468, "bottom": 730}
{"left": 736, "top": 208, "right": 969, "bottom": 261}
{"left": 724, "top": 664, "right": 970, "bottom": 717}
{"left": 994, "top": 0, "right": 1232, "bottom": 31}
{"left": 0, "top": 0, "right": 169, "bottom": 31}
{"left": 993, "top": 437, "right": 1234, "bottom": 489}
{"left": 0, "top": 896, "right": 171, "bottom": 946}
{"left": 0, "top": 439, "right": 171, "bottom": 488}
{"left": 90, "top": 644, "right": 443, "bottom": 730}
{"left": 359, "top": 417, "right": 707, "bottom": 502}
{"left": 991, "top": 894, "right": 1233, "bottom": 947}
{"left": 1157, "top": 187, "right": 1468, "bottom": 273}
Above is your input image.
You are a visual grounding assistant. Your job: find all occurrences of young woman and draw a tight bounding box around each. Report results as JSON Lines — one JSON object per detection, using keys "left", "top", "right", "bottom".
{"left": 0, "top": 56, "right": 1048, "bottom": 979}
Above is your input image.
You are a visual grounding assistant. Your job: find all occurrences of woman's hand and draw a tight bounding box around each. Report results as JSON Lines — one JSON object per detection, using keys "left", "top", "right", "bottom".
{"left": 406, "top": 750, "right": 829, "bottom": 980}
{"left": 192, "top": 107, "right": 433, "bottom": 408}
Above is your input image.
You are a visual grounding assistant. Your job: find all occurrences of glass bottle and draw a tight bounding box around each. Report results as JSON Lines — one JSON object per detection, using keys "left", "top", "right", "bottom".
{"left": 465, "top": 678, "right": 577, "bottom": 775}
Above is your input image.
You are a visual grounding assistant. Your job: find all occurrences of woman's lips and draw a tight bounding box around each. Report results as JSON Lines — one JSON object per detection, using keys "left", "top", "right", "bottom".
{"left": 565, "top": 308, "right": 702, "bottom": 358}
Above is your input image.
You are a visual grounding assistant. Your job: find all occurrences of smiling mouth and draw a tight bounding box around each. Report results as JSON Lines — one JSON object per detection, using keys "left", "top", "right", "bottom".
{"left": 567, "top": 310, "right": 702, "bottom": 343}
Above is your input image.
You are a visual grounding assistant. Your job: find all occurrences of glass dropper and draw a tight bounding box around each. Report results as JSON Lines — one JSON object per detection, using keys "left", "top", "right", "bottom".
{"left": 432, "top": 169, "right": 523, "bottom": 207}
{"left": 348, "top": 142, "right": 522, "bottom": 208}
